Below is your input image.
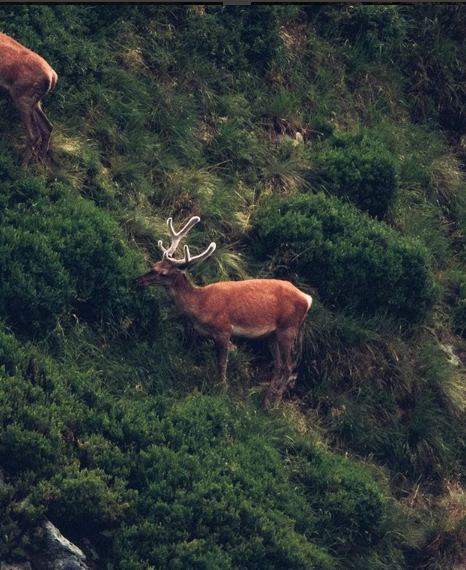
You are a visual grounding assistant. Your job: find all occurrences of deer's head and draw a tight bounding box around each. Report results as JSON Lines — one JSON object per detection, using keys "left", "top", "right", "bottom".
{"left": 136, "top": 216, "right": 216, "bottom": 288}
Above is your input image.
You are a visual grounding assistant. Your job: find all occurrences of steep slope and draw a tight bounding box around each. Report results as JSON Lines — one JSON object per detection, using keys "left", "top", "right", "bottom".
{"left": 1, "top": 5, "right": 466, "bottom": 569}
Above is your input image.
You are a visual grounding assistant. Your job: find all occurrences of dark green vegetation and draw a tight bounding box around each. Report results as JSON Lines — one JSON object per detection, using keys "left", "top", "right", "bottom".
{"left": 253, "top": 192, "right": 435, "bottom": 320}
{"left": 1, "top": 5, "right": 466, "bottom": 569}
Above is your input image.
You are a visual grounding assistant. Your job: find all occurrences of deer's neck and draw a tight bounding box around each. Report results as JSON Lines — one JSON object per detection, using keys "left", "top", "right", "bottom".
{"left": 166, "top": 272, "right": 201, "bottom": 315}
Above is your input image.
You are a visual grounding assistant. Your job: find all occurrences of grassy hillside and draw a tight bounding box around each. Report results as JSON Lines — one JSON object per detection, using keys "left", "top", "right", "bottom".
{"left": 2, "top": 5, "right": 466, "bottom": 569}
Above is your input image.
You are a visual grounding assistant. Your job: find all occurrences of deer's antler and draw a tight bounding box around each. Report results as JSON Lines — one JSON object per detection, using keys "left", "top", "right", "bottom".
{"left": 158, "top": 216, "right": 200, "bottom": 257}
{"left": 165, "top": 243, "right": 217, "bottom": 269}
{"left": 158, "top": 216, "right": 216, "bottom": 269}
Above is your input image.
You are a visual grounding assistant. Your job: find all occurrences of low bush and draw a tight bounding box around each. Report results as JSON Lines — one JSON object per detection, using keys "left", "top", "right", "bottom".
{"left": 185, "top": 5, "right": 285, "bottom": 73}
{"left": 253, "top": 193, "right": 436, "bottom": 321}
{"left": 0, "top": 478, "right": 45, "bottom": 562}
{"left": 0, "top": 349, "right": 403, "bottom": 570}
{"left": 307, "top": 5, "right": 407, "bottom": 57}
{"left": 0, "top": 326, "right": 25, "bottom": 376}
{"left": 312, "top": 132, "right": 398, "bottom": 219}
{"left": 285, "top": 438, "right": 396, "bottom": 565}
{"left": 39, "top": 465, "right": 136, "bottom": 534}
{"left": 0, "top": 225, "right": 74, "bottom": 335}
{"left": 0, "top": 179, "right": 155, "bottom": 336}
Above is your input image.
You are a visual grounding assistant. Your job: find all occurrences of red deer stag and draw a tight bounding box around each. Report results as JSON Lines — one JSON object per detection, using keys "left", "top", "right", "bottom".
{"left": 0, "top": 32, "right": 58, "bottom": 167}
{"left": 136, "top": 216, "right": 313, "bottom": 408}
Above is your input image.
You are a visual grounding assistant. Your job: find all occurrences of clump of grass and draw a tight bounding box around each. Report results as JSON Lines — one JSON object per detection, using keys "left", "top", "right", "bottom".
{"left": 152, "top": 167, "right": 243, "bottom": 233}
{"left": 415, "top": 483, "right": 466, "bottom": 570}
{"left": 300, "top": 322, "right": 466, "bottom": 487}
{"left": 200, "top": 247, "right": 249, "bottom": 283}
{"left": 259, "top": 139, "right": 311, "bottom": 194}
{"left": 420, "top": 339, "right": 466, "bottom": 418}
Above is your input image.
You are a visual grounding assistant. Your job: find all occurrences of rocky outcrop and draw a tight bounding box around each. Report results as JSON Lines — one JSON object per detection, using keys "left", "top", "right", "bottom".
{"left": 35, "top": 521, "right": 89, "bottom": 570}
{"left": 0, "top": 467, "right": 90, "bottom": 570}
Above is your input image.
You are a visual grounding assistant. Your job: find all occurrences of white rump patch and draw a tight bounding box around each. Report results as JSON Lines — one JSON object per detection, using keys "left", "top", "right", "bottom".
{"left": 304, "top": 294, "right": 313, "bottom": 310}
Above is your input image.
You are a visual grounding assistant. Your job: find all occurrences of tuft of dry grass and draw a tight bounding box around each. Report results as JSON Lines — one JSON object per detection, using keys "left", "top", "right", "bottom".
{"left": 420, "top": 483, "right": 466, "bottom": 570}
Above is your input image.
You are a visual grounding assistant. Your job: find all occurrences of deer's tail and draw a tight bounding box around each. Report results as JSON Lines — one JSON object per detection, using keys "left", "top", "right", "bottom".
{"left": 46, "top": 70, "right": 58, "bottom": 93}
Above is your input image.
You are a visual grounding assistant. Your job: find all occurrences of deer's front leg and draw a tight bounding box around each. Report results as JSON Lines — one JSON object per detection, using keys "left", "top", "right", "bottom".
{"left": 35, "top": 101, "right": 53, "bottom": 162}
{"left": 214, "top": 332, "right": 231, "bottom": 385}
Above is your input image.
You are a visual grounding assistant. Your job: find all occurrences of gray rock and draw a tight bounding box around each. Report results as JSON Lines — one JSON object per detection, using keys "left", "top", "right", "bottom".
{"left": 36, "top": 521, "right": 90, "bottom": 570}
{"left": 0, "top": 466, "right": 91, "bottom": 570}
{"left": 43, "top": 521, "right": 85, "bottom": 560}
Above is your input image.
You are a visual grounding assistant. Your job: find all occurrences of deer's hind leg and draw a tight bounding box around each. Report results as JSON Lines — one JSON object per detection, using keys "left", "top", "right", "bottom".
{"left": 13, "top": 91, "right": 43, "bottom": 167}
{"left": 263, "top": 333, "right": 283, "bottom": 408}
{"left": 271, "top": 326, "right": 300, "bottom": 408}
{"left": 34, "top": 101, "right": 53, "bottom": 162}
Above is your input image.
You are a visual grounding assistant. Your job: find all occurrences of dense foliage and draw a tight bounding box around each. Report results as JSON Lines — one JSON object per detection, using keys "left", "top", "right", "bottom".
{"left": 312, "top": 132, "right": 398, "bottom": 219}
{"left": 253, "top": 192, "right": 436, "bottom": 321}
{"left": 0, "top": 153, "right": 155, "bottom": 336}
{"left": 0, "top": 333, "right": 401, "bottom": 569}
{"left": 1, "top": 5, "right": 466, "bottom": 570}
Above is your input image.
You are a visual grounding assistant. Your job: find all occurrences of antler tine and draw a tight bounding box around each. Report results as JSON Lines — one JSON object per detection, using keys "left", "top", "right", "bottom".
{"left": 158, "top": 216, "right": 201, "bottom": 257}
{"left": 166, "top": 242, "right": 217, "bottom": 269}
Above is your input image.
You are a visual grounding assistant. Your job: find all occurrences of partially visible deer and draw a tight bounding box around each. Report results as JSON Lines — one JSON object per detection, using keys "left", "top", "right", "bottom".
{"left": 136, "top": 216, "right": 313, "bottom": 408}
{"left": 0, "top": 32, "right": 58, "bottom": 167}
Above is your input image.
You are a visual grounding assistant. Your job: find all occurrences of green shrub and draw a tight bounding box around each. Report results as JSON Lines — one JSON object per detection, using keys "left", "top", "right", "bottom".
{"left": 0, "top": 478, "right": 45, "bottom": 562}
{"left": 180, "top": 6, "right": 284, "bottom": 74}
{"left": 0, "top": 143, "right": 18, "bottom": 184}
{"left": 0, "top": 225, "right": 75, "bottom": 335}
{"left": 0, "top": 183, "right": 155, "bottom": 336}
{"left": 108, "top": 395, "right": 349, "bottom": 570}
{"left": 286, "top": 439, "right": 393, "bottom": 563}
{"left": 0, "top": 342, "right": 403, "bottom": 570}
{"left": 0, "top": 359, "right": 83, "bottom": 477}
{"left": 0, "top": 326, "right": 29, "bottom": 376}
{"left": 305, "top": 5, "right": 407, "bottom": 58}
{"left": 0, "top": 424, "right": 64, "bottom": 476}
{"left": 253, "top": 193, "right": 436, "bottom": 321}
{"left": 313, "top": 132, "right": 398, "bottom": 219}
{"left": 39, "top": 466, "right": 135, "bottom": 534}
{"left": 36, "top": 192, "right": 149, "bottom": 324}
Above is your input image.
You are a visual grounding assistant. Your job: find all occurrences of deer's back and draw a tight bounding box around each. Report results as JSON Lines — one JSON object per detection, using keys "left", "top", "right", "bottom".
{"left": 0, "top": 32, "right": 57, "bottom": 92}
{"left": 198, "top": 279, "right": 312, "bottom": 334}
